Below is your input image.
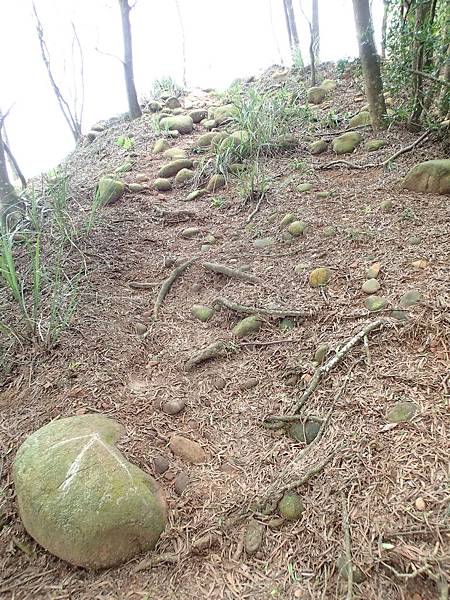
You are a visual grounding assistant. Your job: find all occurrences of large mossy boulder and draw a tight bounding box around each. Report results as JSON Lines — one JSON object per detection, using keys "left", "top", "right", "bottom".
{"left": 158, "top": 159, "right": 194, "bottom": 178}
{"left": 307, "top": 86, "right": 327, "bottom": 105}
{"left": 96, "top": 177, "right": 125, "bottom": 205}
{"left": 13, "top": 415, "right": 167, "bottom": 569}
{"left": 159, "top": 115, "right": 194, "bottom": 135}
{"left": 402, "top": 159, "right": 450, "bottom": 195}
{"left": 332, "top": 131, "right": 361, "bottom": 155}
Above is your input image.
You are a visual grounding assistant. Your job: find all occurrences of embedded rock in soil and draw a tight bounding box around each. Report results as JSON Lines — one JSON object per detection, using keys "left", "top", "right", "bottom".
{"left": 115, "top": 161, "right": 133, "bottom": 174}
{"left": 202, "top": 119, "right": 217, "bottom": 130}
{"left": 232, "top": 315, "right": 262, "bottom": 338}
{"left": 175, "top": 168, "right": 194, "bottom": 185}
{"left": 289, "top": 420, "right": 321, "bottom": 444}
{"left": 288, "top": 220, "right": 308, "bottom": 236}
{"left": 158, "top": 159, "right": 194, "bottom": 178}
{"left": 159, "top": 115, "right": 194, "bottom": 135}
{"left": 128, "top": 183, "right": 145, "bottom": 192}
{"left": 135, "top": 173, "right": 149, "bottom": 182}
{"left": 153, "top": 178, "right": 172, "bottom": 191}
{"left": 97, "top": 177, "right": 125, "bottom": 205}
{"left": 253, "top": 237, "right": 274, "bottom": 248}
{"left": 165, "top": 97, "right": 181, "bottom": 109}
{"left": 309, "top": 139, "right": 327, "bottom": 155}
{"left": 380, "top": 199, "right": 393, "bottom": 211}
{"left": 400, "top": 290, "right": 422, "bottom": 307}
{"left": 134, "top": 322, "right": 147, "bottom": 335}
{"left": 309, "top": 267, "right": 331, "bottom": 288}
{"left": 197, "top": 132, "right": 216, "bottom": 147}
{"left": 279, "top": 317, "right": 295, "bottom": 332}
{"left": 332, "top": 131, "right": 361, "bottom": 155}
{"left": 207, "top": 174, "right": 226, "bottom": 192}
{"left": 349, "top": 111, "right": 371, "bottom": 128}
{"left": 294, "top": 263, "right": 308, "bottom": 273}
{"left": 408, "top": 236, "right": 421, "bottom": 245}
{"left": 244, "top": 519, "right": 264, "bottom": 555}
{"left": 211, "top": 132, "right": 230, "bottom": 150}
{"left": 362, "top": 278, "right": 381, "bottom": 294}
{"left": 337, "top": 555, "right": 367, "bottom": 584}
{"left": 153, "top": 138, "right": 170, "bottom": 154}
{"left": 366, "top": 262, "right": 381, "bottom": 279}
{"left": 229, "top": 130, "right": 251, "bottom": 147}
{"left": 323, "top": 226, "right": 336, "bottom": 237}
{"left": 238, "top": 377, "right": 259, "bottom": 391}
{"left": 169, "top": 435, "right": 207, "bottom": 464}
{"left": 153, "top": 455, "right": 169, "bottom": 474}
{"left": 174, "top": 472, "right": 189, "bottom": 495}
{"left": 163, "top": 147, "right": 187, "bottom": 159}
{"left": 278, "top": 492, "right": 304, "bottom": 520}
{"left": 365, "top": 296, "right": 387, "bottom": 311}
{"left": 191, "top": 304, "right": 214, "bottom": 322}
{"left": 212, "top": 376, "right": 226, "bottom": 390}
{"left": 274, "top": 133, "right": 299, "bottom": 150}
{"left": 387, "top": 401, "right": 417, "bottom": 423}
{"left": 162, "top": 398, "right": 186, "bottom": 415}
{"left": 365, "top": 139, "right": 386, "bottom": 152}
{"left": 391, "top": 309, "right": 410, "bottom": 321}
{"left": 181, "top": 227, "right": 200, "bottom": 239}
{"left": 314, "top": 343, "right": 329, "bottom": 364}
{"left": 317, "top": 191, "right": 330, "bottom": 198}
{"left": 186, "top": 189, "right": 207, "bottom": 201}
{"left": 189, "top": 109, "right": 207, "bottom": 123}
{"left": 280, "top": 213, "right": 295, "bottom": 228}
{"left": 307, "top": 86, "right": 327, "bottom": 105}
{"left": 402, "top": 159, "right": 450, "bottom": 195}
{"left": 210, "top": 104, "right": 238, "bottom": 124}
{"left": 298, "top": 183, "right": 313, "bottom": 193}
{"left": 13, "top": 415, "right": 167, "bottom": 569}
{"left": 320, "top": 79, "right": 336, "bottom": 91}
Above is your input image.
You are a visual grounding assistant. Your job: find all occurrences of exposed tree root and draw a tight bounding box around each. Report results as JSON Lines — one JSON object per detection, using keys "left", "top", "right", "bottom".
{"left": 133, "top": 552, "right": 179, "bottom": 573}
{"left": 153, "top": 257, "right": 197, "bottom": 319}
{"left": 203, "top": 262, "right": 259, "bottom": 284}
{"left": 184, "top": 339, "right": 235, "bottom": 371}
{"left": 128, "top": 281, "right": 160, "bottom": 290}
{"left": 213, "top": 296, "right": 310, "bottom": 318}
{"left": 246, "top": 191, "right": 266, "bottom": 223}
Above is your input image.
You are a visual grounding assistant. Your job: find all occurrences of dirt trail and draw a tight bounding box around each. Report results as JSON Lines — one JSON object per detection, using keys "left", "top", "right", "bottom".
{"left": 0, "top": 72, "right": 449, "bottom": 599}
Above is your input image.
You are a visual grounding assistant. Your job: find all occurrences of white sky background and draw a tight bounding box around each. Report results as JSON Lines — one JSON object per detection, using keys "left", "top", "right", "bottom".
{"left": 1, "top": 0, "right": 384, "bottom": 178}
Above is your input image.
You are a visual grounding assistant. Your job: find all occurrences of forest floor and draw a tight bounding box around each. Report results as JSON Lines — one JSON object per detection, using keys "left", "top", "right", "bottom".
{"left": 0, "top": 64, "right": 449, "bottom": 600}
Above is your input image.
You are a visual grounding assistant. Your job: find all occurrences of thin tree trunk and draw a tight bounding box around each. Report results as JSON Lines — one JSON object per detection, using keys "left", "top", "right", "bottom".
{"left": 269, "top": 0, "right": 284, "bottom": 65}
{"left": 381, "top": 0, "right": 388, "bottom": 59}
{"left": 284, "top": 0, "right": 302, "bottom": 64}
{"left": 0, "top": 113, "right": 19, "bottom": 221}
{"left": 283, "top": 0, "right": 294, "bottom": 55}
{"left": 312, "top": 0, "right": 319, "bottom": 64}
{"left": 352, "top": 0, "right": 387, "bottom": 130}
{"left": 409, "top": 0, "right": 435, "bottom": 129}
{"left": 3, "top": 142, "right": 26, "bottom": 190}
{"left": 173, "top": 0, "right": 187, "bottom": 87}
{"left": 118, "top": 0, "right": 141, "bottom": 120}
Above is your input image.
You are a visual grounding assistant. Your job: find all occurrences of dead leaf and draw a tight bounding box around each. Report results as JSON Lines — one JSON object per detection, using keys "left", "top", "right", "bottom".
{"left": 411, "top": 259, "right": 428, "bottom": 269}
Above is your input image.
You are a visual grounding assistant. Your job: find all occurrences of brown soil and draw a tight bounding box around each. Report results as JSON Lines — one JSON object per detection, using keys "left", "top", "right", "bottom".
{"left": 0, "top": 66, "right": 449, "bottom": 600}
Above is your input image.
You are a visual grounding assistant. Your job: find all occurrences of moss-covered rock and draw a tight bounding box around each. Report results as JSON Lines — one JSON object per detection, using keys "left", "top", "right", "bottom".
{"left": 309, "top": 267, "right": 331, "bottom": 288}
{"left": 128, "top": 183, "right": 145, "bottom": 192}
{"left": 207, "top": 174, "right": 226, "bottom": 192}
{"left": 191, "top": 304, "right": 214, "bottom": 322}
{"left": 323, "top": 226, "right": 336, "bottom": 237}
{"left": 163, "top": 147, "right": 187, "bottom": 159}
{"left": 232, "top": 315, "right": 262, "bottom": 338}
{"left": 387, "top": 401, "right": 417, "bottom": 423}
{"left": 278, "top": 492, "right": 304, "bottom": 520}
{"left": 253, "top": 237, "right": 274, "bottom": 249}
{"left": 153, "top": 178, "right": 172, "bottom": 191}
{"left": 349, "top": 111, "right": 371, "bottom": 128}
{"left": 402, "top": 159, "right": 450, "bottom": 195}
{"left": 365, "top": 296, "right": 387, "bottom": 311}
{"left": 196, "top": 132, "right": 216, "bottom": 147}
{"left": 366, "top": 263, "right": 381, "bottom": 279}
{"left": 186, "top": 189, "right": 207, "bottom": 201}
{"left": 362, "top": 278, "right": 381, "bottom": 294}
{"left": 175, "top": 168, "right": 194, "bottom": 185}
{"left": 288, "top": 220, "right": 308, "bottom": 236}
{"left": 13, "top": 415, "right": 166, "bottom": 569}
{"left": 202, "top": 119, "right": 217, "bottom": 130}
{"left": 115, "top": 161, "right": 133, "bottom": 174}
{"left": 181, "top": 227, "right": 200, "bottom": 239}
{"left": 332, "top": 132, "right": 361, "bottom": 154}
{"left": 400, "top": 289, "right": 422, "bottom": 307}
{"left": 229, "top": 130, "right": 251, "bottom": 147}
{"left": 159, "top": 115, "right": 194, "bottom": 135}
{"left": 280, "top": 213, "right": 296, "bottom": 228}
{"left": 244, "top": 519, "right": 264, "bottom": 555}
{"left": 337, "top": 555, "right": 366, "bottom": 584}
{"left": 279, "top": 317, "right": 295, "bottom": 332}
{"left": 158, "top": 159, "right": 194, "bottom": 178}
{"left": 314, "top": 343, "right": 329, "bottom": 364}
{"left": 275, "top": 134, "right": 299, "bottom": 150}
{"left": 298, "top": 183, "right": 313, "bottom": 192}
{"left": 210, "top": 104, "right": 238, "bottom": 124}
{"left": 309, "top": 139, "right": 328, "bottom": 155}
{"left": 380, "top": 199, "right": 393, "bottom": 211}
{"left": 189, "top": 109, "right": 207, "bottom": 123}
{"left": 289, "top": 420, "right": 321, "bottom": 444}
{"left": 211, "top": 132, "right": 230, "bottom": 150}
{"left": 320, "top": 79, "right": 336, "bottom": 91}
{"left": 365, "top": 139, "right": 386, "bottom": 152}
{"left": 307, "top": 86, "right": 327, "bottom": 105}
{"left": 97, "top": 177, "right": 125, "bottom": 205}
{"left": 165, "top": 96, "right": 181, "bottom": 109}
{"left": 153, "top": 138, "right": 170, "bottom": 154}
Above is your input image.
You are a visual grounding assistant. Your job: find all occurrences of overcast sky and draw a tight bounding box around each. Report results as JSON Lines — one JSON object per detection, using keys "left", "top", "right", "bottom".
{"left": 1, "top": 0, "right": 383, "bottom": 178}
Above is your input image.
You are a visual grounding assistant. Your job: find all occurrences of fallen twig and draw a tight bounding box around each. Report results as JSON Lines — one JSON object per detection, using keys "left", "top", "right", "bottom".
{"left": 203, "top": 262, "right": 259, "bottom": 284}
{"left": 128, "top": 281, "right": 160, "bottom": 290}
{"left": 153, "top": 257, "right": 197, "bottom": 319}
{"left": 342, "top": 494, "right": 354, "bottom": 600}
{"left": 133, "top": 552, "right": 179, "bottom": 573}
{"left": 246, "top": 191, "right": 266, "bottom": 223}
{"left": 213, "top": 296, "right": 310, "bottom": 318}
{"left": 184, "top": 339, "right": 235, "bottom": 371}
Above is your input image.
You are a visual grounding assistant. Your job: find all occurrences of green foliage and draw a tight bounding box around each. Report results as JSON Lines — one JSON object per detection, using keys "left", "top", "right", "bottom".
{"left": 149, "top": 76, "right": 183, "bottom": 100}
{"left": 115, "top": 135, "right": 134, "bottom": 151}
{"left": 210, "top": 196, "right": 226, "bottom": 209}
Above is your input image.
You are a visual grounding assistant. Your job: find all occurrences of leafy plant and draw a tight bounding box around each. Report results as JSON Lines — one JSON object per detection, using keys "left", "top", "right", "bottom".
{"left": 115, "top": 135, "right": 134, "bottom": 151}
{"left": 149, "top": 76, "right": 183, "bottom": 100}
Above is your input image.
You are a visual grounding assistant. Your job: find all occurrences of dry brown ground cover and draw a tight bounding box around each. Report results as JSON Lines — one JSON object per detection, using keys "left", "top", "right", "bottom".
{"left": 0, "top": 67, "right": 449, "bottom": 599}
